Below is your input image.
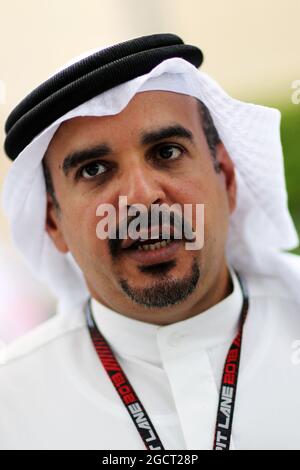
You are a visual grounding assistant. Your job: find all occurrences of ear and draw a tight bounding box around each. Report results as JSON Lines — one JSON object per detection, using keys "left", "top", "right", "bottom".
{"left": 45, "top": 193, "right": 69, "bottom": 253}
{"left": 216, "top": 143, "right": 237, "bottom": 214}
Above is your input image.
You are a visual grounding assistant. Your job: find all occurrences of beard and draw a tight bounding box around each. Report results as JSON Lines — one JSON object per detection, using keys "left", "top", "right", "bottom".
{"left": 119, "top": 257, "right": 200, "bottom": 308}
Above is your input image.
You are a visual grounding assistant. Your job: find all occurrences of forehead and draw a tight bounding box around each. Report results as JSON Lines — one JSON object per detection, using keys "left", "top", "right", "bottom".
{"left": 45, "top": 91, "right": 201, "bottom": 159}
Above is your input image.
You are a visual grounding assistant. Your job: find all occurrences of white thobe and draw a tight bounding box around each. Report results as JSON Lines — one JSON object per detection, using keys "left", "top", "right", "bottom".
{"left": 0, "top": 267, "right": 299, "bottom": 450}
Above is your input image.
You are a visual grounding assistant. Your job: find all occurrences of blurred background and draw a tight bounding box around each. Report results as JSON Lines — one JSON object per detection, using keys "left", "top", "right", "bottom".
{"left": 0, "top": 0, "right": 299, "bottom": 343}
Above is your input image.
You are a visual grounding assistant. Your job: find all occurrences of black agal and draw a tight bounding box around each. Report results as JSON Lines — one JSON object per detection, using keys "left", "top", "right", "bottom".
{"left": 4, "top": 33, "right": 203, "bottom": 161}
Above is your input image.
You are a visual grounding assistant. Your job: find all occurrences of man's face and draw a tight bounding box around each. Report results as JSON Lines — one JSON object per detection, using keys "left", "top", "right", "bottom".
{"left": 45, "top": 91, "right": 236, "bottom": 322}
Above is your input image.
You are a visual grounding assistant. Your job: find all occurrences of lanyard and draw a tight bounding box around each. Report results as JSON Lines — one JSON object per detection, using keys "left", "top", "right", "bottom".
{"left": 85, "top": 271, "right": 249, "bottom": 450}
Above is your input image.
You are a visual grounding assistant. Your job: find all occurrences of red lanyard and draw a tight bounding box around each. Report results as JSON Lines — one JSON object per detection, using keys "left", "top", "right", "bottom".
{"left": 85, "top": 271, "right": 249, "bottom": 450}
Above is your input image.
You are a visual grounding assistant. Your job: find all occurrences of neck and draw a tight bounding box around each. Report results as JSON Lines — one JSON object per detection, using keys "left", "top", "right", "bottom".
{"left": 185, "top": 262, "right": 233, "bottom": 321}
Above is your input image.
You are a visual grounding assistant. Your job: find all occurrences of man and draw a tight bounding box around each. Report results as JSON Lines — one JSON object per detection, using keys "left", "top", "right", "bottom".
{"left": 1, "top": 33, "right": 300, "bottom": 450}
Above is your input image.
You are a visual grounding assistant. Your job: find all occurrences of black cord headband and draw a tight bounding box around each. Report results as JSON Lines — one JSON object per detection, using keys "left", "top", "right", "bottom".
{"left": 4, "top": 33, "right": 203, "bottom": 161}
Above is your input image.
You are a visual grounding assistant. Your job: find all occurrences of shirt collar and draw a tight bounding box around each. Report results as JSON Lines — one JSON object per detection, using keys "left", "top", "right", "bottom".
{"left": 90, "top": 266, "right": 243, "bottom": 365}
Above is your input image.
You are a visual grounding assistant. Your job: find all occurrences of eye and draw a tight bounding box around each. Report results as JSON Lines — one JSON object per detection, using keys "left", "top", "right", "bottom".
{"left": 156, "top": 145, "right": 183, "bottom": 160}
{"left": 80, "top": 161, "right": 107, "bottom": 179}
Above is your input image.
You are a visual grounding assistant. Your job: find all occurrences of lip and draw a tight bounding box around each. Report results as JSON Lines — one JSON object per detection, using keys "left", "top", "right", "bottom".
{"left": 123, "top": 239, "right": 182, "bottom": 265}
{"left": 121, "top": 225, "right": 179, "bottom": 250}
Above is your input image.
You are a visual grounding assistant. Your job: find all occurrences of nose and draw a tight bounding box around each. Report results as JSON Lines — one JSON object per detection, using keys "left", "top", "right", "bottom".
{"left": 120, "top": 164, "right": 166, "bottom": 210}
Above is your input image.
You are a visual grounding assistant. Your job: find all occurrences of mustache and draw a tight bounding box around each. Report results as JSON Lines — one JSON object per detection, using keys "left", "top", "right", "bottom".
{"left": 108, "top": 209, "right": 195, "bottom": 257}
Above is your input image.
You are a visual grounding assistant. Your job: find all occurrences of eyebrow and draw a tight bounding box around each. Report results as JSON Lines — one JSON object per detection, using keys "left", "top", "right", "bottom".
{"left": 61, "top": 124, "right": 194, "bottom": 177}
{"left": 62, "top": 144, "right": 112, "bottom": 176}
{"left": 140, "top": 124, "right": 194, "bottom": 146}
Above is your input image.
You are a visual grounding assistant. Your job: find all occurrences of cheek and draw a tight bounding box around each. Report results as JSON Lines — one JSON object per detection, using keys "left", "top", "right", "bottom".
{"left": 59, "top": 196, "right": 109, "bottom": 261}
{"left": 170, "top": 173, "right": 229, "bottom": 244}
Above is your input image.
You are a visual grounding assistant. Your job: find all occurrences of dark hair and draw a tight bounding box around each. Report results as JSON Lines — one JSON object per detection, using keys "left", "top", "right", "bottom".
{"left": 42, "top": 99, "right": 222, "bottom": 210}
{"left": 42, "top": 155, "right": 60, "bottom": 212}
{"left": 196, "top": 99, "right": 221, "bottom": 172}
